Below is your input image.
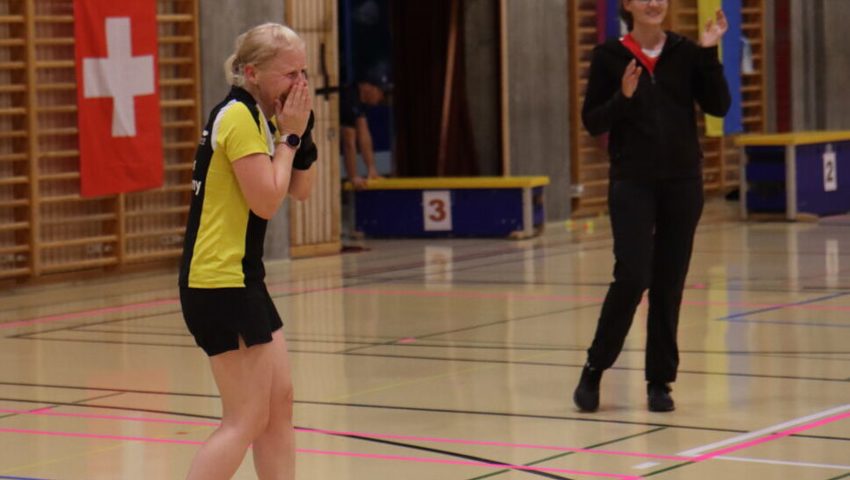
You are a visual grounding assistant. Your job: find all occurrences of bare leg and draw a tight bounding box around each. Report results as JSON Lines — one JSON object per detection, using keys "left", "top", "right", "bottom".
{"left": 252, "top": 330, "right": 296, "bottom": 479}
{"left": 186, "top": 337, "right": 276, "bottom": 480}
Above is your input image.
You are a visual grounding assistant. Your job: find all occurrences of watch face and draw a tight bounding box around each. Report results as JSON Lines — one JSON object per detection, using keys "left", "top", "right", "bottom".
{"left": 285, "top": 134, "right": 301, "bottom": 147}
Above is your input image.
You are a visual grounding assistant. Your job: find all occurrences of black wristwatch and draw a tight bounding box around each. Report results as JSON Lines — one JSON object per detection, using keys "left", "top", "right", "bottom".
{"left": 278, "top": 133, "right": 301, "bottom": 150}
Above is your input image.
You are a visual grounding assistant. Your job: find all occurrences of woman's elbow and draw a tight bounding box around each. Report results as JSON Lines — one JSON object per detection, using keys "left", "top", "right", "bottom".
{"left": 289, "top": 187, "right": 312, "bottom": 202}
{"left": 249, "top": 195, "right": 286, "bottom": 220}
{"left": 252, "top": 203, "right": 279, "bottom": 220}
{"left": 581, "top": 110, "right": 608, "bottom": 137}
{"left": 582, "top": 118, "right": 607, "bottom": 137}
{"left": 705, "top": 100, "right": 731, "bottom": 118}
{"left": 718, "top": 99, "right": 732, "bottom": 117}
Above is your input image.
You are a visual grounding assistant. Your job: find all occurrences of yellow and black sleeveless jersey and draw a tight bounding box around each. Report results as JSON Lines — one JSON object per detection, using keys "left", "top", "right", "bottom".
{"left": 179, "top": 86, "right": 315, "bottom": 288}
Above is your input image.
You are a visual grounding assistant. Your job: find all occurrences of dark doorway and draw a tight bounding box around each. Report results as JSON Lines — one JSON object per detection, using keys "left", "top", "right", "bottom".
{"left": 339, "top": 0, "right": 501, "bottom": 178}
{"left": 338, "top": 0, "right": 394, "bottom": 175}
{"left": 389, "top": 0, "right": 483, "bottom": 177}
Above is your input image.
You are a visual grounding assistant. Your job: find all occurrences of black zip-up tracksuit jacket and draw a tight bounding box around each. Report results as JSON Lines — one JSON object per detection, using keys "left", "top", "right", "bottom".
{"left": 581, "top": 32, "right": 732, "bottom": 180}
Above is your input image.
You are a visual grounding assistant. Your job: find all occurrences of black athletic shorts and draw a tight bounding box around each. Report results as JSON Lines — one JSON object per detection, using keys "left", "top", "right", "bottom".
{"left": 179, "top": 283, "right": 283, "bottom": 356}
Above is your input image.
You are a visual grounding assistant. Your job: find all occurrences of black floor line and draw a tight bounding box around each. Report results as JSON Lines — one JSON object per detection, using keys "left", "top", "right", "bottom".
{"left": 298, "top": 426, "right": 573, "bottom": 480}
{"left": 463, "top": 427, "right": 667, "bottom": 480}
{"left": 8, "top": 335, "right": 850, "bottom": 384}
{"left": 1, "top": 394, "right": 848, "bottom": 443}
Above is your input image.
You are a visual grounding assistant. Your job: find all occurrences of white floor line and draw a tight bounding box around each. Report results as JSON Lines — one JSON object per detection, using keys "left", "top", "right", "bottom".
{"left": 677, "top": 404, "right": 850, "bottom": 457}
{"left": 631, "top": 404, "right": 850, "bottom": 470}
{"left": 635, "top": 456, "right": 850, "bottom": 471}
{"left": 714, "top": 456, "right": 850, "bottom": 470}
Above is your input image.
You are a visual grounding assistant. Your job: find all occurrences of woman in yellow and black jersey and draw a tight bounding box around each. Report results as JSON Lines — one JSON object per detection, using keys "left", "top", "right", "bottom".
{"left": 178, "top": 23, "right": 315, "bottom": 480}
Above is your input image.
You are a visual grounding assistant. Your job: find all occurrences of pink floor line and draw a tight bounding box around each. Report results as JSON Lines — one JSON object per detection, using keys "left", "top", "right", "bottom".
{"left": 9, "top": 286, "right": 850, "bottom": 332}
{"left": 0, "top": 409, "right": 218, "bottom": 428}
{"left": 0, "top": 427, "right": 203, "bottom": 446}
{"left": 342, "top": 288, "right": 850, "bottom": 313}
{"left": 692, "top": 411, "right": 850, "bottom": 463}
{"left": 305, "top": 427, "right": 689, "bottom": 462}
{"left": 32, "top": 406, "right": 843, "bottom": 475}
{"left": 0, "top": 298, "right": 178, "bottom": 330}
{"left": 0, "top": 427, "right": 638, "bottom": 479}
{"left": 298, "top": 448, "right": 642, "bottom": 479}
{"left": 232, "top": 285, "right": 850, "bottom": 313}
{"left": 0, "top": 408, "right": 686, "bottom": 462}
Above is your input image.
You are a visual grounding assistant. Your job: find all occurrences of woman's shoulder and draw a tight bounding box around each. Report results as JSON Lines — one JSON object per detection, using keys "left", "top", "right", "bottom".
{"left": 591, "top": 38, "right": 630, "bottom": 65}
{"left": 594, "top": 37, "right": 626, "bottom": 53}
{"left": 217, "top": 99, "right": 260, "bottom": 128}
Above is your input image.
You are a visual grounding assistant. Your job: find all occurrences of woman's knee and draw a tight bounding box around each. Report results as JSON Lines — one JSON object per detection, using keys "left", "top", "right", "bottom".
{"left": 279, "top": 379, "right": 294, "bottom": 403}
{"left": 270, "top": 356, "right": 295, "bottom": 411}
{"left": 224, "top": 407, "right": 271, "bottom": 441}
{"left": 270, "top": 380, "right": 294, "bottom": 422}
{"left": 612, "top": 271, "right": 651, "bottom": 296}
{"left": 259, "top": 383, "right": 294, "bottom": 438}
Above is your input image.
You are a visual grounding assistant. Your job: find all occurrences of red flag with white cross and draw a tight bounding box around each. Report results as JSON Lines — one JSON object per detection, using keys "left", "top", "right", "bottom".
{"left": 74, "top": 0, "right": 163, "bottom": 197}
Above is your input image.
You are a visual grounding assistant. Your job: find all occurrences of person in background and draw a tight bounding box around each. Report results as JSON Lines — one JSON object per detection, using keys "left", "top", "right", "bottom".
{"left": 340, "top": 65, "right": 391, "bottom": 189}
{"left": 573, "top": 0, "right": 731, "bottom": 413}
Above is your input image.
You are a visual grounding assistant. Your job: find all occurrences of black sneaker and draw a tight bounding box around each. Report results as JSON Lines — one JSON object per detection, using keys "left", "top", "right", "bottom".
{"left": 573, "top": 364, "right": 603, "bottom": 412}
{"left": 647, "top": 382, "right": 675, "bottom": 412}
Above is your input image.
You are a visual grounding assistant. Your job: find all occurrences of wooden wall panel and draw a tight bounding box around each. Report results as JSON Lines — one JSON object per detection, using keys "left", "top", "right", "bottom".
{"left": 286, "top": 0, "right": 341, "bottom": 258}
{"left": 740, "top": 0, "right": 766, "bottom": 133}
{"left": 30, "top": 1, "right": 116, "bottom": 274}
{"left": 125, "top": 2, "right": 200, "bottom": 264}
{"left": 0, "top": 0, "right": 201, "bottom": 282}
{"left": 568, "top": 0, "right": 609, "bottom": 216}
{"left": 0, "top": 0, "right": 31, "bottom": 278}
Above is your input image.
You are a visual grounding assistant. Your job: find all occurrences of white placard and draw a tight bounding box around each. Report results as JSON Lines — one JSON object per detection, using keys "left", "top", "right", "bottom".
{"left": 823, "top": 146, "right": 837, "bottom": 192}
{"left": 424, "top": 246, "right": 454, "bottom": 285}
{"left": 826, "top": 239, "right": 839, "bottom": 288}
{"left": 423, "top": 191, "right": 452, "bottom": 231}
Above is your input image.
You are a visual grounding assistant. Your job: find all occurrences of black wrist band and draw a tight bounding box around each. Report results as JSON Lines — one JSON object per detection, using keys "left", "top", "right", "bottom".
{"left": 292, "top": 156, "right": 315, "bottom": 170}
{"left": 292, "top": 139, "right": 316, "bottom": 170}
{"left": 292, "top": 112, "right": 317, "bottom": 170}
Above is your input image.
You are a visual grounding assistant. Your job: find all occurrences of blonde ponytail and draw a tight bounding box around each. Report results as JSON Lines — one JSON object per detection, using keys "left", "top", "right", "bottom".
{"left": 223, "top": 53, "right": 240, "bottom": 86}
{"left": 223, "top": 23, "right": 305, "bottom": 86}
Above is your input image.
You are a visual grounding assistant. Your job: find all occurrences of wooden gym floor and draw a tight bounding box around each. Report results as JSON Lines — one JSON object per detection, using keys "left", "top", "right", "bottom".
{"left": 1, "top": 200, "right": 848, "bottom": 479}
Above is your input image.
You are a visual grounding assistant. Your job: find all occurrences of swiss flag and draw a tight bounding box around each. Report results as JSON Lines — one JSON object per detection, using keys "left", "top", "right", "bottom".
{"left": 74, "top": 0, "right": 163, "bottom": 197}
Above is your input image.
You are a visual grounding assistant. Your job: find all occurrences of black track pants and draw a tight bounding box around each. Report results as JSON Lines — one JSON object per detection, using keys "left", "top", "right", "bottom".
{"left": 586, "top": 176, "right": 704, "bottom": 383}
